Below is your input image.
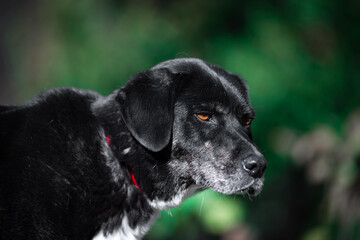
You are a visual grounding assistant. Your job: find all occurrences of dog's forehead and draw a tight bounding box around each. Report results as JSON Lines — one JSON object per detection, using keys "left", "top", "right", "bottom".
{"left": 197, "top": 61, "right": 250, "bottom": 103}
{"left": 161, "top": 58, "right": 253, "bottom": 115}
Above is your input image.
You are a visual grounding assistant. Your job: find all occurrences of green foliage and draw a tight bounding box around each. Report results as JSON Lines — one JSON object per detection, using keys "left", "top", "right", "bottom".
{"left": 148, "top": 191, "right": 246, "bottom": 239}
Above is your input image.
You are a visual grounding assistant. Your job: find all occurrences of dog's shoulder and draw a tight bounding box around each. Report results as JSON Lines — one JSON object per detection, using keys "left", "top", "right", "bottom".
{"left": 2, "top": 87, "right": 100, "bottom": 124}
{"left": 1, "top": 87, "right": 102, "bottom": 115}
{"left": 0, "top": 88, "right": 102, "bottom": 146}
{"left": 26, "top": 87, "right": 102, "bottom": 111}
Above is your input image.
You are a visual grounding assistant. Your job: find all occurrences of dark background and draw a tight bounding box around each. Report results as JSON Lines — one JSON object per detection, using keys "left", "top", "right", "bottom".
{"left": 1, "top": 0, "right": 359, "bottom": 239}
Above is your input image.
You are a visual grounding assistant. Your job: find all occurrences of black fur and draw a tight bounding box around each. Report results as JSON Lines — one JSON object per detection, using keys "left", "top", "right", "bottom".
{"left": 0, "top": 58, "right": 266, "bottom": 239}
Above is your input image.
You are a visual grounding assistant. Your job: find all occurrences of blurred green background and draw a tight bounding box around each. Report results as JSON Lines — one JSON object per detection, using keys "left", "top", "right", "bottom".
{"left": 1, "top": 0, "right": 359, "bottom": 239}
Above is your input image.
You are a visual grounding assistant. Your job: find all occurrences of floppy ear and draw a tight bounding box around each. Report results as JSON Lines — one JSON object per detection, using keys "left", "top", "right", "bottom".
{"left": 117, "top": 68, "right": 183, "bottom": 152}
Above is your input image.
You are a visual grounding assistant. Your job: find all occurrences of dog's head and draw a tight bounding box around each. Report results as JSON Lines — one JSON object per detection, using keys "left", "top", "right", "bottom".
{"left": 118, "top": 58, "right": 266, "bottom": 196}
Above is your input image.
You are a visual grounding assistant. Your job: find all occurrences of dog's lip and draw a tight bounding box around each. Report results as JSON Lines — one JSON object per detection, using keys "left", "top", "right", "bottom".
{"left": 234, "top": 180, "right": 255, "bottom": 194}
{"left": 235, "top": 186, "right": 258, "bottom": 196}
{"left": 235, "top": 178, "right": 265, "bottom": 196}
{"left": 197, "top": 178, "right": 264, "bottom": 196}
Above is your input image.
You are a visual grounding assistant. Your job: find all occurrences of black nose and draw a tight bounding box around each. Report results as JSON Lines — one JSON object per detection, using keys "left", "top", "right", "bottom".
{"left": 242, "top": 156, "right": 267, "bottom": 178}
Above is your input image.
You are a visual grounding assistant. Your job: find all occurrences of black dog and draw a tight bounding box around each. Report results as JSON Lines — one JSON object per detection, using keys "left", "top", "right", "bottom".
{"left": 0, "top": 58, "right": 266, "bottom": 240}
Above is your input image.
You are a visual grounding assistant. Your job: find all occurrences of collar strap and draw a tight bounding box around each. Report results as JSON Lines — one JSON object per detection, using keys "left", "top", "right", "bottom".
{"left": 106, "top": 136, "right": 143, "bottom": 192}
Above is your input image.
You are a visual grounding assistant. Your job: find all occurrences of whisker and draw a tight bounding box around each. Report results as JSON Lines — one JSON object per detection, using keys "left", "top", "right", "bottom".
{"left": 167, "top": 210, "right": 173, "bottom": 217}
{"left": 199, "top": 196, "right": 205, "bottom": 216}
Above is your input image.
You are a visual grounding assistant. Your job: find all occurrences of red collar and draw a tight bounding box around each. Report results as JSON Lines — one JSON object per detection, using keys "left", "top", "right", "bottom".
{"left": 106, "top": 136, "right": 143, "bottom": 192}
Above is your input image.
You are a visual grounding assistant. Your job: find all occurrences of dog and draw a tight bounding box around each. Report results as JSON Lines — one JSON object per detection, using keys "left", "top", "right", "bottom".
{"left": 0, "top": 58, "right": 266, "bottom": 240}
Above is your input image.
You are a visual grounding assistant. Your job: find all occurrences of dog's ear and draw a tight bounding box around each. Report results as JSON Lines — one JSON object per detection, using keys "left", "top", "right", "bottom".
{"left": 117, "top": 68, "right": 183, "bottom": 152}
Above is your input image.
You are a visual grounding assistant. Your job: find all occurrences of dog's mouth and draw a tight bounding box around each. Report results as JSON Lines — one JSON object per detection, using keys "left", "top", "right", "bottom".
{"left": 234, "top": 178, "right": 264, "bottom": 196}
{"left": 195, "top": 177, "right": 264, "bottom": 196}
{"left": 234, "top": 180, "right": 255, "bottom": 195}
{"left": 236, "top": 185, "right": 256, "bottom": 196}
{"left": 191, "top": 171, "right": 265, "bottom": 196}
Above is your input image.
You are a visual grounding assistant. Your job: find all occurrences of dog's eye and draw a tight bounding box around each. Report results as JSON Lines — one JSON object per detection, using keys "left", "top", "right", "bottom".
{"left": 197, "top": 114, "right": 211, "bottom": 121}
{"left": 244, "top": 119, "right": 252, "bottom": 125}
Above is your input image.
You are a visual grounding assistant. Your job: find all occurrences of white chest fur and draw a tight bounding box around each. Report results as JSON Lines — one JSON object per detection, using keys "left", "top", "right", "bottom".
{"left": 93, "top": 185, "right": 198, "bottom": 240}
{"left": 93, "top": 211, "right": 160, "bottom": 240}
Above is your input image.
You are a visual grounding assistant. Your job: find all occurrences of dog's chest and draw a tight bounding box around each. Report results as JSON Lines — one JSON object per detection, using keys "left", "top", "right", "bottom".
{"left": 92, "top": 186, "right": 198, "bottom": 240}
{"left": 93, "top": 211, "right": 160, "bottom": 240}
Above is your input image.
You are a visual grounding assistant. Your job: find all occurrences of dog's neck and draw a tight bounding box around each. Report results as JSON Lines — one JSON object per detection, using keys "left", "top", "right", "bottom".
{"left": 91, "top": 94, "right": 198, "bottom": 239}
{"left": 92, "top": 93, "right": 196, "bottom": 209}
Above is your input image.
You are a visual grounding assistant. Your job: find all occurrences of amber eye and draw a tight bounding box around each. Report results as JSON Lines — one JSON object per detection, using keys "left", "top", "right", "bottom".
{"left": 245, "top": 119, "right": 252, "bottom": 125}
{"left": 197, "top": 114, "right": 211, "bottom": 121}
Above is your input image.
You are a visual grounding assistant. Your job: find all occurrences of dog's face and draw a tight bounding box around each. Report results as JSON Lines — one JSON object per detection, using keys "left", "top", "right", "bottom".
{"left": 118, "top": 58, "right": 266, "bottom": 196}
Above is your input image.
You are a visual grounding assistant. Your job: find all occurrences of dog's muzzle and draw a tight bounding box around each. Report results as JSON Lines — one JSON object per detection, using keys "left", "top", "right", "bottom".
{"left": 242, "top": 154, "right": 267, "bottom": 179}
{"left": 238, "top": 155, "right": 267, "bottom": 196}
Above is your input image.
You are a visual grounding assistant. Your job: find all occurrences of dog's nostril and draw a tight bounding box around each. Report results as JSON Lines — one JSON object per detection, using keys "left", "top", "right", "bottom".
{"left": 243, "top": 157, "right": 266, "bottom": 178}
{"left": 244, "top": 160, "right": 258, "bottom": 171}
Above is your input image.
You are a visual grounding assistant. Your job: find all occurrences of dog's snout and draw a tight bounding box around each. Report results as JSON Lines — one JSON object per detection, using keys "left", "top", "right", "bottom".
{"left": 242, "top": 156, "right": 267, "bottom": 178}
